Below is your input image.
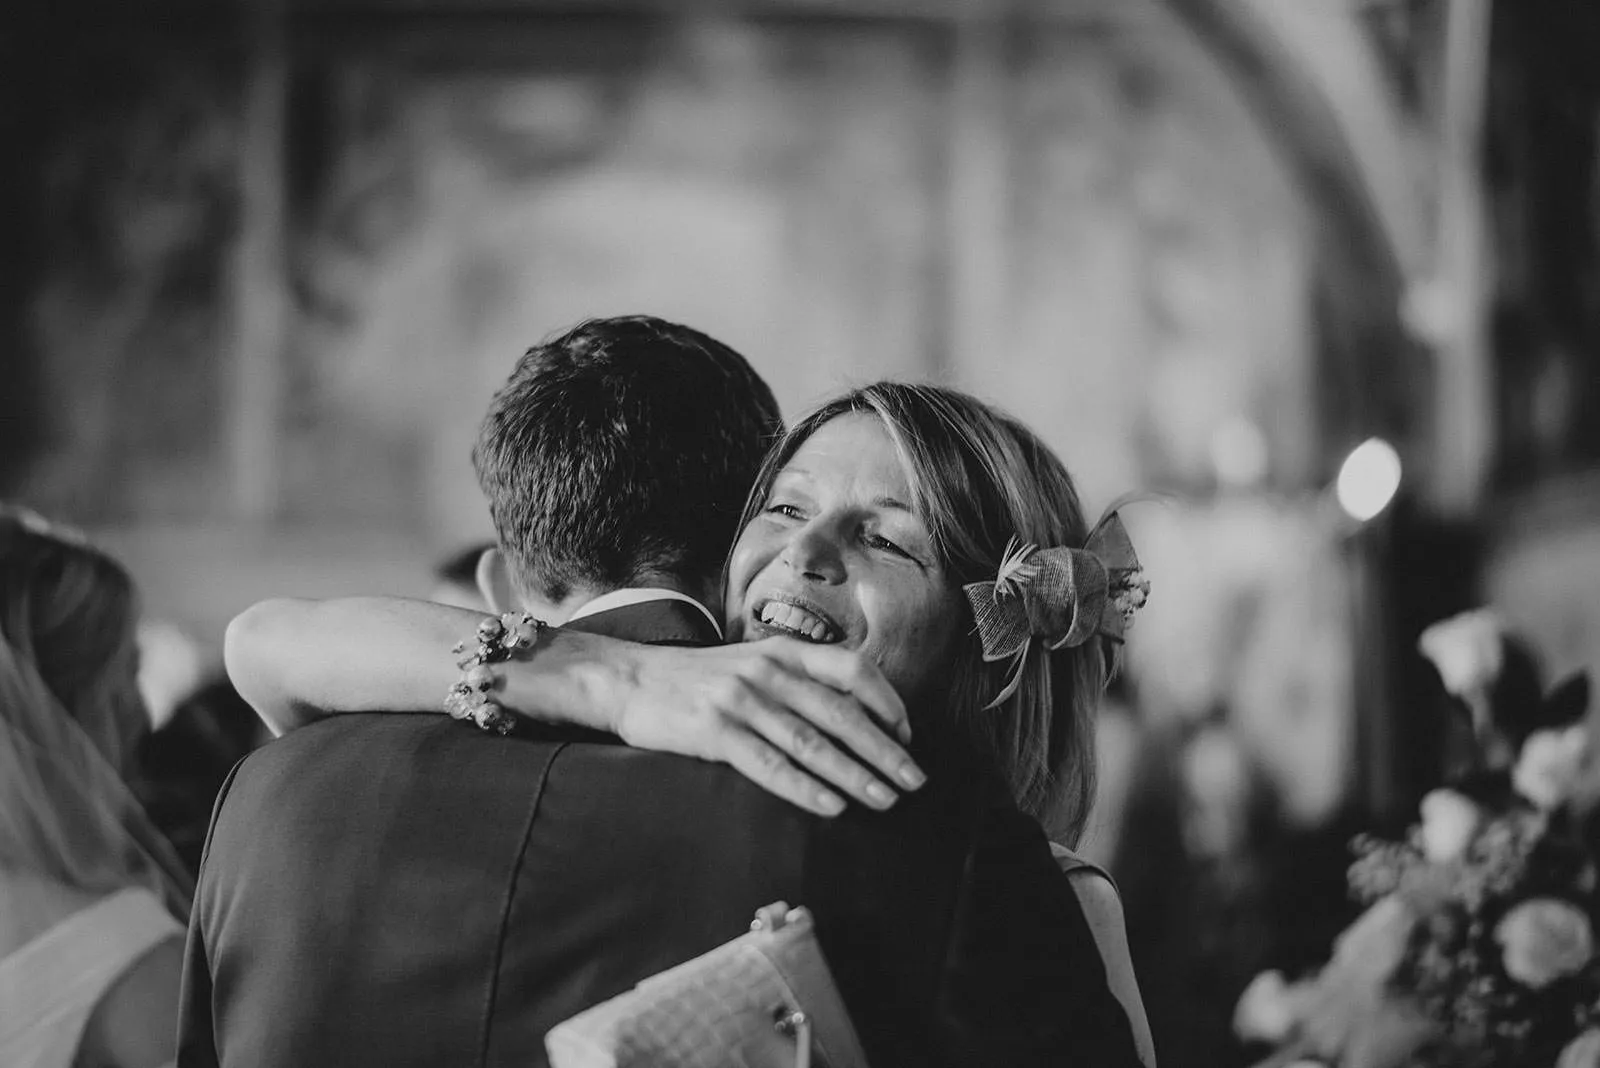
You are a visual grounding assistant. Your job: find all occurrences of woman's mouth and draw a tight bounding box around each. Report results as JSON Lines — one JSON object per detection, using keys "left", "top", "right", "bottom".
{"left": 751, "top": 597, "right": 844, "bottom": 644}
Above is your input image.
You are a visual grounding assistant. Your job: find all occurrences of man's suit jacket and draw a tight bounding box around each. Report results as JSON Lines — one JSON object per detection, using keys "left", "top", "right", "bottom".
{"left": 178, "top": 598, "right": 1140, "bottom": 1068}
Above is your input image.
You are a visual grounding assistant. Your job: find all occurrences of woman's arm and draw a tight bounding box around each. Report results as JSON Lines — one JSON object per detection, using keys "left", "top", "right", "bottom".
{"left": 225, "top": 598, "right": 480, "bottom": 735}
{"left": 224, "top": 597, "right": 925, "bottom": 816}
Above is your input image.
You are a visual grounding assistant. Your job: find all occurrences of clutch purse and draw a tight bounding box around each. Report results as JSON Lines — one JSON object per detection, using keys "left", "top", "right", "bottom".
{"left": 544, "top": 901, "right": 871, "bottom": 1068}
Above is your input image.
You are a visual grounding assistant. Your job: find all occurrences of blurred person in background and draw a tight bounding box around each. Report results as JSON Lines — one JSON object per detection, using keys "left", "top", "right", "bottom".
{"left": 1172, "top": 717, "right": 1276, "bottom": 1068}
{"left": 135, "top": 621, "right": 206, "bottom": 732}
{"left": 0, "top": 504, "right": 193, "bottom": 1068}
{"left": 133, "top": 678, "right": 272, "bottom": 880}
{"left": 1165, "top": 714, "right": 1365, "bottom": 1068}
{"left": 129, "top": 619, "right": 273, "bottom": 883}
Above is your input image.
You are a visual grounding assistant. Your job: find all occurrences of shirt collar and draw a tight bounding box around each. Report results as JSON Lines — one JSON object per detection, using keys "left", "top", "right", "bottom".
{"left": 566, "top": 587, "right": 723, "bottom": 640}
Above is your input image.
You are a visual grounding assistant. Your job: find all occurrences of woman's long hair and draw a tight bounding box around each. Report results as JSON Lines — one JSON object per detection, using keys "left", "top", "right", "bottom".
{"left": 0, "top": 506, "right": 192, "bottom": 918}
{"left": 733, "top": 383, "right": 1112, "bottom": 846}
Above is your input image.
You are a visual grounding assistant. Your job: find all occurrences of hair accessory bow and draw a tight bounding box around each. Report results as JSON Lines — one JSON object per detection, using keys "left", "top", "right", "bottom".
{"left": 963, "top": 509, "right": 1150, "bottom": 709}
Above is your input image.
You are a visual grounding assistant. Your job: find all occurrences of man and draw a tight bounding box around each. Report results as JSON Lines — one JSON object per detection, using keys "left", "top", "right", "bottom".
{"left": 178, "top": 316, "right": 1139, "bottom": 1067}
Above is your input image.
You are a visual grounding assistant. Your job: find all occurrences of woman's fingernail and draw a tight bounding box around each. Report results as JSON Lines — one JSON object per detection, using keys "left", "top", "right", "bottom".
{"left": 817, "top": 791, "right": 846, "bottom": 815}
{"left": 898, "top": 763, "right": 926, "bottom": 789}
{"left": 865, "top": 782, "right": 895, "bottom": 808}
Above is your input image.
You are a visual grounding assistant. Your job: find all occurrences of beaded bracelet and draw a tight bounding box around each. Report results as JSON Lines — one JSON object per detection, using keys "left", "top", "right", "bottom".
{"left": 444, "top": 612, "right": 546, "bottom": 735}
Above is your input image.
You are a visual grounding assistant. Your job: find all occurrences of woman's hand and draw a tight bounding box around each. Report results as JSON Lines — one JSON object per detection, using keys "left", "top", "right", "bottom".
{"left": 606, "top": 637, "right": 927, "bottom": 817}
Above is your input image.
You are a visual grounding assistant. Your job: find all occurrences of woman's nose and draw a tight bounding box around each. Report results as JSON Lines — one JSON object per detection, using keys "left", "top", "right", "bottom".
{"left": 782, "top": 522, "right": 846, "bottom": 584}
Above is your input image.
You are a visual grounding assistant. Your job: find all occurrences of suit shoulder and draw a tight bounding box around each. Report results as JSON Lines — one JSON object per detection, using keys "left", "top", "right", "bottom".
{"left": 232, "top": 712, "right": 461, "bottom": 765}
{"left": 549, "top": 741, "right": 801, "bottom": 815}
{"left": 222, "top": 715, "right": 368, "bottom": 779}
{"left": 551, "top": 738, "right": 772, "bottom": 783}
{"left": 214, "top": 714, "right": 489, "bottom": 815}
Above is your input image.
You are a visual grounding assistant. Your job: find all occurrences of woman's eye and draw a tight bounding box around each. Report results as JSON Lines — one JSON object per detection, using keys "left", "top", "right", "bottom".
{"left": 865, "top": 533, "right": 911, "bottom": 558}
{"left": 765, "top": 503, "right": 804, "bottom": 520}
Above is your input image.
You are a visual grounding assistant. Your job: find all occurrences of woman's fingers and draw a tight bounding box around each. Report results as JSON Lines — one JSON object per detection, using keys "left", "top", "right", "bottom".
{"left": 716, "top": 725, "right": 848, "bottom": 818}
{"left": 759, "top": 639, "right": 910, "bottom": 744}
{"left": 615, "top": 639, "right": 926, "bottom": 814}
{"left": 750, "top": 659, "right": 926, "bottom": 795}
{"left": 730, "top": 680, "right": 906, "bottom": 811}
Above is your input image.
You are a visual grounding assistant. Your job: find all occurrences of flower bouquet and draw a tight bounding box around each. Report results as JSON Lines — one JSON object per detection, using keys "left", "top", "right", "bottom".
{"left": 1235, "top": 611, "right": 1595, "bottom": 1068}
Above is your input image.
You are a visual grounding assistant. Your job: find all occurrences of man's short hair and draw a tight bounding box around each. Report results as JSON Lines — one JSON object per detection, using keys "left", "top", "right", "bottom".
{"left": 473, "top": 316, "right": 782, "bottom": 602}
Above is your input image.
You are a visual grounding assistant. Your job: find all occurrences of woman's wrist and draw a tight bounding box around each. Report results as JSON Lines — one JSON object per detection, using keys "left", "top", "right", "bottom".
{"left": 496, "top": 627, "right": 647, "bottom": 736}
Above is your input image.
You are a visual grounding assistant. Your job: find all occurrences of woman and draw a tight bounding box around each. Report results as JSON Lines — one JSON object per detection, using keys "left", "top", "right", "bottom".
{"left": 231, "top": 383, "right": 1156, "bottom": 1063}
{"left": 0, "top": 505, "right": 194, "bottom": 1068}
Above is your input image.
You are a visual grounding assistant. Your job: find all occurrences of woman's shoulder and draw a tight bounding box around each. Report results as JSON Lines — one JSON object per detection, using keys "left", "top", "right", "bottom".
{"left": 1050, "top": 847, "right": 1128, "bottom": 938}
{"left": 1050, "top": 844, "right": 1118, "bottom": 886}
{"left": 0, "top": 877, "right": 183, "bottom": 1068}
{"left": 74, "top": 931, "right": 184, "bottom": 1068}
{"left": 0, "top": 868, "right": 102, "bottom": 958}
{"left": 956, "top": 810, "right": 1133, "bottom": 953}
{"left": 940, "top": 814, "right": 1148, "bottom": 1064}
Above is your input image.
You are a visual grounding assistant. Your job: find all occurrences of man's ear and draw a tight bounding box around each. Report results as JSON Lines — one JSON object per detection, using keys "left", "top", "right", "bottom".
{"left": 475, "top": 547, "right": 519, "bottom": 616}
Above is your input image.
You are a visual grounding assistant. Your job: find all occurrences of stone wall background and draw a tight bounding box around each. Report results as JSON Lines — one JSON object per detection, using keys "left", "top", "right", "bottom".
{"left": 4, "top": 3, "right": 1318, "bottom": 599}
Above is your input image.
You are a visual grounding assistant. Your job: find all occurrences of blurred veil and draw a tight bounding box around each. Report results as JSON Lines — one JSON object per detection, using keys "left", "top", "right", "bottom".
{"left": 0, "top": 505, "right": 193, "bottom": 920}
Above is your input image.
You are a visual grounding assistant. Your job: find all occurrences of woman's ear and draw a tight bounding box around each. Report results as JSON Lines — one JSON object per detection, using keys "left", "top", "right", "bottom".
{"left": 475, "top": 547, "right": 518, "bottom": 616}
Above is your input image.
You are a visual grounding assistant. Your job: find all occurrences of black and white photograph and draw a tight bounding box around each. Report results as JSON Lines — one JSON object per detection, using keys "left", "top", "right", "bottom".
{"left": 3, "top": 1, "right": 1599, "bottom": 1066}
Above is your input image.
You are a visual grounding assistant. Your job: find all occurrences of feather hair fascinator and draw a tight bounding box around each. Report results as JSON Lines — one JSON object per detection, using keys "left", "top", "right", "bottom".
{"left": 963, "top": 508, "right": 1150, "bottom": 709}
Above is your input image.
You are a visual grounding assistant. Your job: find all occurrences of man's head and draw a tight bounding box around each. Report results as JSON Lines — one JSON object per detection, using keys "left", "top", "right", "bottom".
{"left": 473, "top": 316, "right": 782, "bottom": 622}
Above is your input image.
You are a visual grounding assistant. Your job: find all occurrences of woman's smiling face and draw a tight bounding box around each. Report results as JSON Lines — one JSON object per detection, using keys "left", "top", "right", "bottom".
{"left": 724, "top": 412, "right": 965, "bottom": 703}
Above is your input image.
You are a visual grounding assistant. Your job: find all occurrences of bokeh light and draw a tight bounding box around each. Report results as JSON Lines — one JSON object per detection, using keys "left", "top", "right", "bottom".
{"left": 1335, "top": 437, "right": 1402, "bottom": 521}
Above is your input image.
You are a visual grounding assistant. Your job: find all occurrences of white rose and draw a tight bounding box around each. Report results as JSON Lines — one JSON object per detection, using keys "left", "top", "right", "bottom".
{"left": 1513, "top": 725, "right": 1589, "bottom": 810}
{"left": 1233, "top": 970, "right": 1299, "bottom": 1043}
{"left": 1496, "top": 898, "right": 1594, "bottom": 988}
{"left": 1417, "top": 610, "right": 1504, "bottom": 699}
{"left": 1559, "top": 1030, "right": 1600, "bottom": 1068}
{"left": 1418, "top": 789, "right": 1482, "bottom": 863}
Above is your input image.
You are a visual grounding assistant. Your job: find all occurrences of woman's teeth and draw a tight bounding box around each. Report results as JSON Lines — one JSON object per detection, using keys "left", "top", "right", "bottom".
{"left": 759, "top": 601, "right": 835, "bottom": 643}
